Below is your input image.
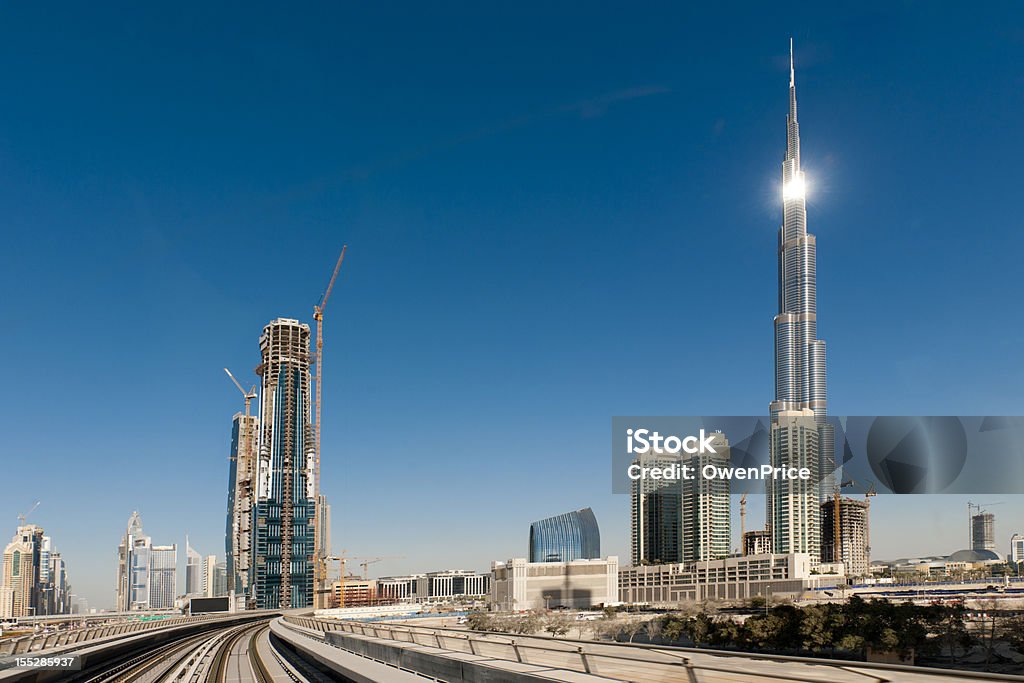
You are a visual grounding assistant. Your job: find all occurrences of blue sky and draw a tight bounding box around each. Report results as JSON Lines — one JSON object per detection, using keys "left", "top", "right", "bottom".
{"left": 2, "top": 3, "right": 1023, "bottom": 608}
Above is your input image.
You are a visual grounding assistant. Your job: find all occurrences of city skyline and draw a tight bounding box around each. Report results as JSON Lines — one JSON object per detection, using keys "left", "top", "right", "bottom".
{"left": 3, "top": 4, "right": 1024, "bottom": 609}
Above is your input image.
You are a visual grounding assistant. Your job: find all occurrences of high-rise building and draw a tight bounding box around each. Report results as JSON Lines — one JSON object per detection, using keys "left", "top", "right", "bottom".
{"left": 214, "top": 561, "right": 228, "bottom": 598}
{"left": 630, "top": 450, "right": 682, "bottom": 565}
{"left": 528, "top": 508, "right": 600, "bottom": 563}
{"left": 768, "top": 43, "right": 830, "bottom": 562}
{"left": 1, "top": 525, "right": 43, "bottom": 618}
{"left": 316, "top": 493, "right": 331, "bottom": 564}
{"left": 185, "top": 537, "right": 202, "bottom": 596}
{"left": 46, "top": 551, "right": 71, "bottom": 615}
{"left": 115, "top": 512, "right": 175, "bottom": 610}
{"left": 116, "top": 512, "right": 150, "bottom": 611}
{"left": 681, "top": 432, "right": 731, "bottom": 562}
{"left": 149, "top": 545, "right": 177, "bottom": 609}
{"left": 1010, "top": 534, "right": 1024, "bottom": 565}
{"left": 33, "top": 537, "right": 72, "bottom": 617}
{"left": 202, "top": 554, "right": 218, "bottom": 597}
{"left": 768, "top": 411, "right": 821, "bottom": 565}
{"left": 769, "top": 41, "right": 828, "bottom": 426}
{"left": 972, "top": 512, "right": 996, "bottom": 552}
{"left": 225, "top": 407, "right": 258, "bottom": 607}
{"left": 820, "top": 497, "right": 870, "bottom": 577}
{"left": 253, "top": 318, "right": 316, "bottom": 609}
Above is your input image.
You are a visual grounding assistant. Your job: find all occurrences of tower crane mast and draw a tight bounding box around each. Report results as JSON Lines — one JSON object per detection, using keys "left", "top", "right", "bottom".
{"left": 313, "top": 245, "right": 347, "bottom": 607}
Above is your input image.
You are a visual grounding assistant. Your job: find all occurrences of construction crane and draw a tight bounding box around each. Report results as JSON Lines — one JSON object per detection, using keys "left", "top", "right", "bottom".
{"left": 17, "top": 501, "right": 40, "bottom": 526}
{"left": 323, "top": 550, "right": 380, "bottom": 609}
{"left": 831, "top": 479, "right": 855, "bottom": 567}
{"left": 223, "top": 368, "right": 258, "bottom": 416}
{"left": 359, "top": 556, "right": 404, "bottom": 580}
{"left": 864, "top": 481, "right": 876, "bottom": 561}
{"left": 739, "top": 494, "right": 748, "bottom": 554}
{"left": 313, "top": 246, "right": 347, "bottom": 608}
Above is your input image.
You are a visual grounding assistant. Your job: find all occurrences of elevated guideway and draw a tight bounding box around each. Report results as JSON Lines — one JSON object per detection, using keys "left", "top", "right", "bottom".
{"left": 278, "top": 614, "right": 1024, "bottom": 682}
{"left": 0, "top": 612, "right": 277, "bottom": 683}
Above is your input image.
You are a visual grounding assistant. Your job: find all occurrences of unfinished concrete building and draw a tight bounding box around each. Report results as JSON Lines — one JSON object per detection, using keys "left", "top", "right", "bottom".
{"left": 225, "top": 410, "right": 258, "bottom": 607}
{"left": 253, "top": 318, "right": 316, "bottom": 609}
{"left": 743, "top": 529, "right": 773, "bottom": 556}
{"left": 820, "top": 497, "right": 870, "bottom": 577}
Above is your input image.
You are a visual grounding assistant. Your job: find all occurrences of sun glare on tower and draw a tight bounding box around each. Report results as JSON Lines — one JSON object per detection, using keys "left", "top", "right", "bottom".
{"left": 783, "top": 174, "right": 806, "bottom": 201}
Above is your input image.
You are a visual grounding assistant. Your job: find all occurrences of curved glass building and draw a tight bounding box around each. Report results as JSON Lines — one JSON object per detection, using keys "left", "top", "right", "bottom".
{"left": 529, "top": 508, "right": 600, "bottom": 563}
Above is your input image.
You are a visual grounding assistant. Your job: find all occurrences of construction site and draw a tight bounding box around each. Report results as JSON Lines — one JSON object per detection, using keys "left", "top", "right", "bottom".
{"left": 222, "top": 246, "right": 349, "bottom": 611}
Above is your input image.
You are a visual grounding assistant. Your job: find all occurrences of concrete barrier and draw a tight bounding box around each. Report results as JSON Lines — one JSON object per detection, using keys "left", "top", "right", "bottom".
{"left": 315, "top": 628, "right": 556, "bottom": 682}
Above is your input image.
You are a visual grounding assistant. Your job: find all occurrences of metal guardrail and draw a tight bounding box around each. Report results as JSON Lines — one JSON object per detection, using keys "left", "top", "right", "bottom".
{"left": 284, "top": 615, "right": 1024, "bottom": 683}
{"left": 0, "top": 615, "right": 208, "bottom": 657}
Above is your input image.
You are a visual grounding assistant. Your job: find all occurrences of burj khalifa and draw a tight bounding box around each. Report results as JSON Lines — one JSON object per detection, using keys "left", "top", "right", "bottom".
{"left": 770, "top": 40, "right": 827, "bottom": 424}
{"left": 767, "top": 42, "right": 834, "bottom": 563}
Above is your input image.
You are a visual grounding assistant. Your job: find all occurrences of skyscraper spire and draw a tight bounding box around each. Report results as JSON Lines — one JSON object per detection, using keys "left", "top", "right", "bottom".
{"left": 789, "top": 37, "right": 795, "bottom": 87}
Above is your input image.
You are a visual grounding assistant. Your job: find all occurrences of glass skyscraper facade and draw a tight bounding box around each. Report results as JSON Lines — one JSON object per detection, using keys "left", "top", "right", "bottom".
{"left": 529, "top": 507, "right": 600, "bottom": 563}
{"left": 253, "top": 318, "right": 316, "bottom": 609}
{"left": 769, "top": 44, "right": 829, "bottom": 562}
{"left": 630, "top": 451, "right": 682, "bottom": 565}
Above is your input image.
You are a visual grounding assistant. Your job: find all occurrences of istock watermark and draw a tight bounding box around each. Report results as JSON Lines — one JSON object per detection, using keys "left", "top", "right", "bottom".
{"left": 610, "top": 416, "right": 1024, "bottom": 495}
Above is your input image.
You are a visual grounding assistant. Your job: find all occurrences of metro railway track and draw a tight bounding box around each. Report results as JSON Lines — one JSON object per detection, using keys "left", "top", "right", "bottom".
{"left": 246, "top": 627, "right": 274, "bottom": 683}
{"left": 66, "top": 620, "right": 271, "bottom": 683}
{"left": 73, "top": 629, "right": 218, "bottom": 683}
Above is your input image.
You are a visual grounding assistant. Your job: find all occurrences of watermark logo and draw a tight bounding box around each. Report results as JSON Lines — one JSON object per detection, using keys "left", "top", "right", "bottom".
{"left": 626, "top": 428, "right": 718, "bottom": 455}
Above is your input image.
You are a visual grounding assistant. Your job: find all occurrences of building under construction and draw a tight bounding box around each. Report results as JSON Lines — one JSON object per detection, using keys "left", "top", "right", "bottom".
{"left": 972, "top": 512, "right": 996, "bottom": 552}
{"left": 253, "top": 318, "right": 316, "bottom": 609}
{"left": 820, "top": 497, "right": 870, "bottom": 577}
{"left": 224, "top": 407, "right": 258, "bottom": 608}
{"left": 743, "top": 529, "right": 772, "bottom": 556}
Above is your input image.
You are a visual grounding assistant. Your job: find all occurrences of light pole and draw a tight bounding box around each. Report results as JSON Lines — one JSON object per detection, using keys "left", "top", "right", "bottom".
{"left": 765, "top": 585, "right": 771, "bottom": 615}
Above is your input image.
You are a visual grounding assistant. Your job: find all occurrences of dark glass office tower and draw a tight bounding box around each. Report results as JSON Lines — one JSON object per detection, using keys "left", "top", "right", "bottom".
{"left": 253, "top": 318, "right": 315, "bottom": 609}
{"left": 529, "top": 508, "right": 601, "bottom": 563}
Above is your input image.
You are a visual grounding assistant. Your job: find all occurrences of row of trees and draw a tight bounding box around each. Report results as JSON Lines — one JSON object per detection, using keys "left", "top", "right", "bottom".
{"left": 467, "top": 597, "right": 1024, "bottom": 668}
{"left": 640, "top": 597, "right": 1024, "bottom": 666}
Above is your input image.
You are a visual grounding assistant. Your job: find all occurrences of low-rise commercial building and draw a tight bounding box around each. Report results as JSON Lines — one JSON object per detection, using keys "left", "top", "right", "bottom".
{"left": 490, "top": 557, "right": 618, "bottom": 611}
{"left": 377, "top": 569, "right": 489, "bottom": 604}
{"left": 619, "top": 553, "right": 841, "bottom": 604}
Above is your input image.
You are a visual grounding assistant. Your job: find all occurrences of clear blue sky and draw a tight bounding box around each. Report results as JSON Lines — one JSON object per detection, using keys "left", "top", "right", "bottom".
{"left": 2, "top": 3, "right": 1022, "bottom": 609}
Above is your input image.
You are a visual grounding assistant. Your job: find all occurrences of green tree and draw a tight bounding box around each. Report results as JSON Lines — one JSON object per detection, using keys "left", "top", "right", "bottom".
{"left": 661, "top": 616, "right": 685, "bottom": 643}
{"left": 618, "top": 619, "right": 646, "bottom": 643}
{"left": 799, "top": 605, "right": 836, "bottom": 652}
{"left": 465, "top": 611, "right": 493, "bottom": 631}
{"left": 686, "top": 613, "right": 717, "bottom": 647}
{"left": 543, "top": 613, "right": 572, "bottom": 637}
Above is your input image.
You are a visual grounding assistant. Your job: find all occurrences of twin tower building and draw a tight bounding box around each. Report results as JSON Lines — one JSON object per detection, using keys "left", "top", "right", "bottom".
{"left": 226, "top": 318, "right": 327, "bottom": 610}
{"left": 632, "top": 44, "right": 836, "bottom": 570}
